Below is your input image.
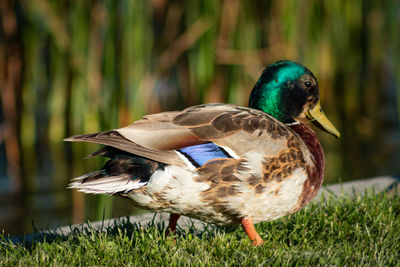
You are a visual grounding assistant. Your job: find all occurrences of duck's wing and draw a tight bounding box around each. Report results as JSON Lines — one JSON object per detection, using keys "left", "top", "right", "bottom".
{"left": 64, "top": 130, "right": 185, "bottom": 166}
{"left": 64, "top": 103, "right": 304, "bottom": 166}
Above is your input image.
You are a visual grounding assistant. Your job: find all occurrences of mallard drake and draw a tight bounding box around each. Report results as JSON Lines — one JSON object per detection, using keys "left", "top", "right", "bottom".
{"left": 65, "top": 60, "right": 340, "bottom": 246}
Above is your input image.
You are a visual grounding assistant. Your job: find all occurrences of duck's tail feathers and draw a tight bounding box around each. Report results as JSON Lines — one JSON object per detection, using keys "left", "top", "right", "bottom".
{"left": 68, "top": 170, "right": 147, "bottom": 195}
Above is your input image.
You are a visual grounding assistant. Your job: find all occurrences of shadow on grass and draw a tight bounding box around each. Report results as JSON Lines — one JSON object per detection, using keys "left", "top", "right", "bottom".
{"left": 1, "top": 215, "right": 237, "bottom": 251}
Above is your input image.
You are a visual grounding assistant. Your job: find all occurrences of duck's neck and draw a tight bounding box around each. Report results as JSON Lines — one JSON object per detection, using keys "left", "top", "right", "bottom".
{"left": 289, "top": 122, "right": 325, "bottom": 207}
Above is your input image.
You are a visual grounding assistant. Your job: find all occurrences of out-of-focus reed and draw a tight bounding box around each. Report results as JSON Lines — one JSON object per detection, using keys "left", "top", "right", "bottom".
{"left": 1, "top": 0, "right": 399, "bottom": 226}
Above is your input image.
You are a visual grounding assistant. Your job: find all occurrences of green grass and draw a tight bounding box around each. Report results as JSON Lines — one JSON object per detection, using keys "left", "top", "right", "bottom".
{"left": 1, "top": 191, "right": 399, "bottom": 266}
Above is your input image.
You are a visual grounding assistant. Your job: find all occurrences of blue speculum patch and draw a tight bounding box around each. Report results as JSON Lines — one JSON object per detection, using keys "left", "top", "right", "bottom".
{"left": 177, "top": 142, "right": 231, "bottom": 167}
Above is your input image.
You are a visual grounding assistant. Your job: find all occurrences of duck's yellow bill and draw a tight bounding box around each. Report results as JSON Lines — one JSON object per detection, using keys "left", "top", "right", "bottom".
{"left": 307, "top": 101, "right": 340, "bottom": 138}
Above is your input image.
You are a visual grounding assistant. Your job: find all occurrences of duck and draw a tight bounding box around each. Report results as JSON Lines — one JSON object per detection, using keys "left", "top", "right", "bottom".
{"left": 65, "top": 60, "right": 340, "bottom": 246}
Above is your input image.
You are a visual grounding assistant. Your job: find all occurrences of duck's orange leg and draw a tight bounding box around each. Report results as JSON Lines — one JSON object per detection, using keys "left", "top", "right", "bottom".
{"left": 166, "top": 213, "right": 180, "bottom": 236}
{"left": 240, "top": 217, "right": 264, "bottom": 246}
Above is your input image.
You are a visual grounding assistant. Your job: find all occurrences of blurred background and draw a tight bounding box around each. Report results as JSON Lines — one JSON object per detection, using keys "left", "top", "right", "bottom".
{"left": 1, "top": 0, "right": 399, "bottom": 235}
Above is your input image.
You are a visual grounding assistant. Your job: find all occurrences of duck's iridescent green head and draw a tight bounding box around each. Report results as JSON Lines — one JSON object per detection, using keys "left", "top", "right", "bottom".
{"left": 249, "top": 60, "right": 340, "bottom": 138}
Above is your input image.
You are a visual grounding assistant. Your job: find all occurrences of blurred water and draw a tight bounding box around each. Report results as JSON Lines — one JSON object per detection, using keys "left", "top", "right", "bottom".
{"left": 0, "top": 175, "right": 71, "bottom": 236}
{"left": 1, "top": 0, "right": 400, "bottom": 237}
{"left": 0, "top": 181, "right": 140, "bottom": 236}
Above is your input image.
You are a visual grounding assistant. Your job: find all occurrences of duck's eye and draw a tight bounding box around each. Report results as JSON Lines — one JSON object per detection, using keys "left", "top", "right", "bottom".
{"left": 304, "top": 81, "right": 312, "bottom": 88}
